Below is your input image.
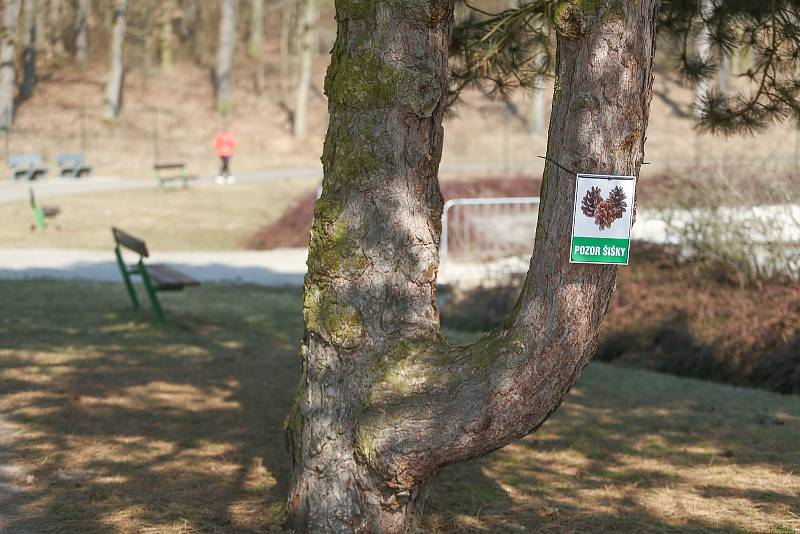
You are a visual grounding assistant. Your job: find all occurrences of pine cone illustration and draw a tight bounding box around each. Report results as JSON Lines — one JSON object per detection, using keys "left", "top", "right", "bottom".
{"left": 608, "top": 185, "right": 627, "bottom": 220}
{"left": 581, "top": 186, "right": 603, "bottom": 218}
{"left": 581, "top": 185, "right": 628, "bottom": 230}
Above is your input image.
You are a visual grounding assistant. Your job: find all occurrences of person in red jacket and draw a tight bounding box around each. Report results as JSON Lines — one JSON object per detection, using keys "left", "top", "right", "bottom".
{"left": 214, "top": 129, "right": 237, "bottom": 184}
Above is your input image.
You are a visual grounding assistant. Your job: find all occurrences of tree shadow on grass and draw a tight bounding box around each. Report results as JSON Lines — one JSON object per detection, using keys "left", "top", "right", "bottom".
{"left": 425, "top": 363, "right": 800, "bottom": 532}
{"left": 0, "top": 280, "right": 798, "bottom": 533}
{"left": 0, "top": 280, "right": 303, "bottom": 532}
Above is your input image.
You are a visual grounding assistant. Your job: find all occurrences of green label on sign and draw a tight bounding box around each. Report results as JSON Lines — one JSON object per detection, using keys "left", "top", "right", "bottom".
{"left": 570, "top": 236, "right": 629, "bottom": 264}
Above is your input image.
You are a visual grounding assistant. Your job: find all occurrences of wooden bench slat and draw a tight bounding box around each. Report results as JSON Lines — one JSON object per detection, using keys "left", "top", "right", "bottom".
{"left": 112, "top": 227, "right": 149, "bottom": 257}
{"left": 146, "top": 263, "right": 200, "bottom": 289}
{"left": 154, "top": 162, "right": 186, "bottom": 170}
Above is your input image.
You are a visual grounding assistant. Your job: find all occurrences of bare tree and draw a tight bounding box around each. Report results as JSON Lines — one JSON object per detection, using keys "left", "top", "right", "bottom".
{"left": 248, "top": 0, "right": 264, "bottom": 94}
{"left": 19, "top": 0, "right": 37, "bottom": 101}
{"left": 160, "top": 0, "right": 173, "bottom": 71}
{"left": 286, "top": 0, "right": 659, "bottom": 531}
{"left": 528, "top": 77, "right": 546, "bottom": 134}
{"left": 0, "top": 0, "right": 21, "bottom": 129}
{"left": 215, "top": 0, "right": 237, "bottom": 113}
{"left": 103, "top": 0, "right": 127, "bottom": 121}
{"left": 48, "top": 0, "right": 66, "bottom": 58}
{"left": 75, "top": 0, "right": 89, "bottom": 65}
{"left": 292, "top": 0, "right": 315, "bottom": 137}
{"left": 279, "top": 0, "right": 296, "bottom": 103}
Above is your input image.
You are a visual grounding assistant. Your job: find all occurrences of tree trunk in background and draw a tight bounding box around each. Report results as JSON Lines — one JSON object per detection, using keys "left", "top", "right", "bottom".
{"left": 248, "top": 0, "right": 264, "bottom": 94}
{"left": 215, "top": 0, "right": 237, "bottom": 114}
{"left": 20, "top": 0, "right": 37, "bottom": 101}
{"left": 719, "top": 50, "right": 730, "bottom": 96}
{"left": 48, "top": 0, "right": 65, "bottom": 58}
{"left": 529, "top": 77, "right": 545, "bottom": 134}
{"left": 34, "top": 0, "right": 46, "bottom": 54}
{"left": 285, "top": 0, "right": 658, "bottom": 531}
{"left": 103, "top": 0, "right": 126, "bottom": 121}
{"left": 0, "top": 0, "right": 20, "bottom": 130}
{"left": 75, "top": 0, "right": 89, "bottom": 65}
{"left": 279, "top": 0, "right": 296, "bottom": 104}
{"left": 160, "top": 0, "right": 173, "bottom": 71}
{"left": 292, "top": 0, "right": 314, "bottom": 138}
{"left": 694, "top": 0, "right": 712, "bottom": 118}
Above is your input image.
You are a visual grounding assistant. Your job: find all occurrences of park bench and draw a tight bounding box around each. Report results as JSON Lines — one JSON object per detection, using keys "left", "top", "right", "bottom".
{"left": 9, "top": 153, "right": 47, "bottom": 181}
{"left": 112, "top": 227, "right": 200, "bottom": 322}
{"left": 29, "top": 188, "right": 60, "bottom": 229}
{"left": 154, "top": 162, "right": 196, "bottom": 188}
{"left": 56, "top": 153, "right": 92, "bottom": 178}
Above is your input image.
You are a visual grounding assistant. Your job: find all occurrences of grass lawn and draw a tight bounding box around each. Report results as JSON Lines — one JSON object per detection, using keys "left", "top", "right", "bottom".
{"left": 0, "top": 280, "right": 798, "bottom": 533}
{"left": 0, "top": 179, "right": 316, "bottom": 251}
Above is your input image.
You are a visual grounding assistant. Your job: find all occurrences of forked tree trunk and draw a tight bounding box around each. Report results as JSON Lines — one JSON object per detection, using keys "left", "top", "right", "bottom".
{"left": 248, "top": 0, "right": 264, "bottom": 94}
{"left": 286, "top": 0, "right": 659, "bottom": 531}
{"left": 292, "top": 0, "right": 314, "bottom": 138}
{"left": 75, "top": 0, "right": 88, "bottom": 65}
{"left": 0, "top": 0, "right": 20, "bottom": 129}
{"left": 103, "top": 0, "right": 126, "bottom": 121}
{"left": 215, "top": 0, "right": 237, "bottom": 113}
{"left": 20, "top": 0, "right": 37, "bottom": 101}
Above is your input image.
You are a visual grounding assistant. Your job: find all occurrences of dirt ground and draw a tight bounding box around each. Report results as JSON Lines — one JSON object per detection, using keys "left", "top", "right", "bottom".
{"left": 0, "top": 280, "right": 798, "bottom": 533}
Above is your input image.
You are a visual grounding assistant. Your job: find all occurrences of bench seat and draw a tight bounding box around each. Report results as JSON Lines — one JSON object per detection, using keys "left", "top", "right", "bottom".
{"left": 133, "top": 263, "right": 200, "bottom": 290}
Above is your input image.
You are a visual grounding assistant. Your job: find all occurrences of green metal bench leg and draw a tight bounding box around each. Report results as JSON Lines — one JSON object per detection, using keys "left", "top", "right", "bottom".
{"left": 32, "top": 206, "right": 46, "bottom": 229}
{"left": 138, "top": 259, "right": 166, "bottom": 322}
{"left": 115, "top": 247, "right": 139, "bottom": 309}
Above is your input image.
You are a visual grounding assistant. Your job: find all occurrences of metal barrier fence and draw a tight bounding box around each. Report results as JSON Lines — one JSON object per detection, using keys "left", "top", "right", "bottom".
{"left": 440, "top": 196, "right": 540, "bottom": 269}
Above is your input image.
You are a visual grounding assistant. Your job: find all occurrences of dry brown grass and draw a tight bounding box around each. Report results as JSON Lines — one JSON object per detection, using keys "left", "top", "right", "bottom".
{"left": 0, "top": 280, "right": 798, "bottom": 533}
{"left": 0, "top": 179, "right": 316, "bottom": 250}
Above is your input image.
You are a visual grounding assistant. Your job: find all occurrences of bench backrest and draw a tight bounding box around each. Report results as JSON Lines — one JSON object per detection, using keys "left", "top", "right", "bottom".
{"left": 112, "top": 227, "right": 149, "bottom": 257}
{"left": 57, "top": 153, "right": 84, "bottom": 166}
{"left": 9, "top": 153, "right": 43, "bottom": 168}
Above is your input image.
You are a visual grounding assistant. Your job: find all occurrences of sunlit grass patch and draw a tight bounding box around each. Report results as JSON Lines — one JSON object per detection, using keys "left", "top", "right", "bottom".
{"left": 0, "top": 280, "right": 798, "bottom": 533}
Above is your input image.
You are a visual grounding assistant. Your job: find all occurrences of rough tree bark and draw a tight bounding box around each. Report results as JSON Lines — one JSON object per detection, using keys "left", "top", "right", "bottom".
{"left": 215, "top": 0, "right": 237, "bottom": 113}
{"left": 248, "top": 0, "right": 265, "bottom": 93}
{"left": 292, "top": 0, "right": 315, "bottom": 138}
{"left": 286, "top": 0, "right": 659, "bottom": 531}
{"left": 103, "top": 0, "right": 126, "bottom": 121}
{"left": 20, "top": 0, "right": 37, "bottom": 101}
{"left": 0, "top": 0, "right": 20, "bottom": 129}
{"left": 75, "top": 0, "right": 88, "bottom": 65}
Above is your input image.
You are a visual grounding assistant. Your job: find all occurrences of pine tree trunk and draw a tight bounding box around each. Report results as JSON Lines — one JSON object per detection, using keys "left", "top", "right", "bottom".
{"left": 74, "top": 0, "right": 88, "bottom": 65}
{"left": 215, "top": 0, "right": 237, "bottom": 113}
{"left": 20, "top": 0, "right": 37, "bottom": 101}
{"left": 103, "top": 0, "right": 126, "bottom": 121}
{"left": 292, "top": 0, "right": 314, "bottom": 138}
{"left": 248, "top": 0, "right": 264, "bottom": 94}
{"left": 160, "top": 0, "right": 173, "bottom": 71}
{"left": 286, "top": 0, "right": 659, "bottom": 531}
{"left": 0, "top": 0, "right": 20, "bottom": 129}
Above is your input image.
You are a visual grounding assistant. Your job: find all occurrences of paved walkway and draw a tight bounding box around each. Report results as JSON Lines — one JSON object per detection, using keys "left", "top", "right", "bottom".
{"left": 0, "top": 160, "right": 542, "bottom": 205}
{"left": 0, "top": 248, "right": 309, "bottom": 286}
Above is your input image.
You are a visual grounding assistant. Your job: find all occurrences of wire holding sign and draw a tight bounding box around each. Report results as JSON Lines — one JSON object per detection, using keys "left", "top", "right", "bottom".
{"left": 570, "top": 174, "right": 636, "bottom": 265}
